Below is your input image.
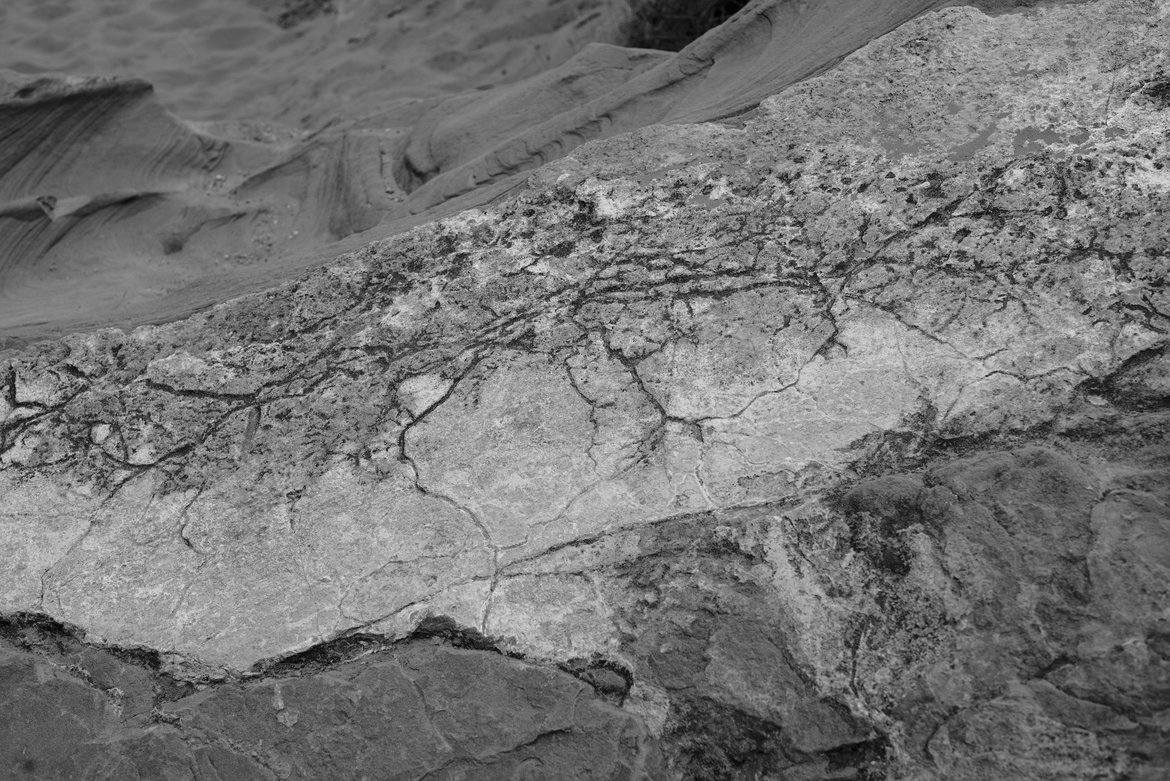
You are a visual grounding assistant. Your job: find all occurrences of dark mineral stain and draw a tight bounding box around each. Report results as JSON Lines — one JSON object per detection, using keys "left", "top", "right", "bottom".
{"left": 273, "top": 0, "right": 335, "bottom": 29}
{"left": 546, "top": 239, "right": 575, "bottom": 258}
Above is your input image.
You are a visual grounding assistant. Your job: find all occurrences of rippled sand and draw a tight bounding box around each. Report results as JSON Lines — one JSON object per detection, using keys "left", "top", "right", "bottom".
{"left": 0, "top": 0, "right": 631, "bottom": 126}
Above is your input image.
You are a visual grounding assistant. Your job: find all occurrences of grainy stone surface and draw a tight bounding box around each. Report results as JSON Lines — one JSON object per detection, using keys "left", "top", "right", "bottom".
{"left": 2, "top": 0, "right": 1169, "bottom": 778}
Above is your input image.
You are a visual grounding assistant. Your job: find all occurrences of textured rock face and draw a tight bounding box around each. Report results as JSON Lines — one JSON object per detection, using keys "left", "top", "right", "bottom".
{"left": 3, "top": 0, "right": 1170, "bottom": 778}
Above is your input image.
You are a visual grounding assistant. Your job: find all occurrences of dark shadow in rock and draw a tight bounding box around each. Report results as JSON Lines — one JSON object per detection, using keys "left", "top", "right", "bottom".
{"left": 560, "top": 656, "right": 635, "bottom": 705}
{"left": 624, "top": 0, "right": 753, "bottom": 51}
{"left": 840, "top": 475, "right": 925, "bottom": 576}
{"left": 0, "top": 610, "right": 163, "bottom": 672}
{"left": 1080, "top": 345, "right": 1170, "bottom": 411}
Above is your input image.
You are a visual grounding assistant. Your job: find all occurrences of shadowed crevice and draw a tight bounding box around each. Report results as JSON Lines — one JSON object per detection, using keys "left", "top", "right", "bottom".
{"left": 624, "top": 0, "right": 754, "bottom": 51}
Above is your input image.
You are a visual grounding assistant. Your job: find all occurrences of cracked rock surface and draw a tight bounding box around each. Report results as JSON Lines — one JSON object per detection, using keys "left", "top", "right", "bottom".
{"left": 2, "top": 0, "right": 1170, "bottom": 778}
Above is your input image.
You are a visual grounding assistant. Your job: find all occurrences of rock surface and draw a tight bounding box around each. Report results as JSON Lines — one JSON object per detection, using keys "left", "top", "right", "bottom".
{"left": 2, "top": 0, "right": 1170, "bottom": 779}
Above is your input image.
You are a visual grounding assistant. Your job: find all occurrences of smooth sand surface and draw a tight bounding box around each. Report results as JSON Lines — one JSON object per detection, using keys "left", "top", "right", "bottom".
{"left": 0, "top": 0, "right": 1017, "bottom": 349}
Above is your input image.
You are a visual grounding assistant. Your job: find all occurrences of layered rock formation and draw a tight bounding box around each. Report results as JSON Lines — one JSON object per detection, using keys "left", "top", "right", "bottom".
{"left": 2, "top": 0, "right": 1170, "bottom": 779}
{"left": 0, "top": 0, "right": 973, "bottom": 345}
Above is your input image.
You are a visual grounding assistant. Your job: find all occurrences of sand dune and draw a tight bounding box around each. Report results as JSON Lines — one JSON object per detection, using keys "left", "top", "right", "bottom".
{"left": 0, "top": 0, "right": 1029, "bottom": 347}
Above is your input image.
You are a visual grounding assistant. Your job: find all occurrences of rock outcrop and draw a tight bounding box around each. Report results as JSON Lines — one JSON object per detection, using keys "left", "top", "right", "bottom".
{"left": 2, "top": 0, "right": 1169, "bottom": 778}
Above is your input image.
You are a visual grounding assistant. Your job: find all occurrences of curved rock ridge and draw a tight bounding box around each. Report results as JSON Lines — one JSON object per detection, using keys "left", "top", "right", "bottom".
{"left": 2, "top": 0, "right": 1170, "bottom": 778}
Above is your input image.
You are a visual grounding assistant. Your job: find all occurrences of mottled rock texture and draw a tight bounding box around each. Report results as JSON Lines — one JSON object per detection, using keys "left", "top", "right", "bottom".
{"left": 2, "top": 0, "right": 1170, "bottom": 778}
